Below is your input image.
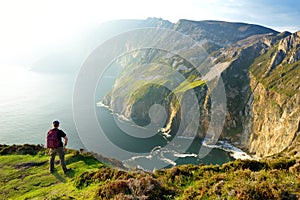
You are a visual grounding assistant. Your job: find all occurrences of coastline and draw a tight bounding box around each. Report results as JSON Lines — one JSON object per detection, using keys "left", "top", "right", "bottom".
{"left": 97, "top": 100, "right": 254, "bottom": 164}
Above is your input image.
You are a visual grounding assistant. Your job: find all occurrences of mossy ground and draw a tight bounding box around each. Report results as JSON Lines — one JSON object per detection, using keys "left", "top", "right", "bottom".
{"left": 0, "top": 145, "right": 299, "bottom": 199}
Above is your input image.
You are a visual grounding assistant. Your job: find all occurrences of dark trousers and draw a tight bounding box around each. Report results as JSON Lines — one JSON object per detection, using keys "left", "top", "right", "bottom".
{"left": 49, "top": 147, "right": 67, "bottom": 172}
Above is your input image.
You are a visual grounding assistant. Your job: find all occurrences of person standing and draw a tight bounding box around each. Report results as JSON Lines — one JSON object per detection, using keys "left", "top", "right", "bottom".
{"left": 46, "top": 120, "right": 69, "bottom": 173}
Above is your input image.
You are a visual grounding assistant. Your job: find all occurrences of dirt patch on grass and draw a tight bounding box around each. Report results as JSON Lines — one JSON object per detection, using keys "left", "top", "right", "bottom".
{"left": 14, "top": 161, "right": 47, "bottom": 169}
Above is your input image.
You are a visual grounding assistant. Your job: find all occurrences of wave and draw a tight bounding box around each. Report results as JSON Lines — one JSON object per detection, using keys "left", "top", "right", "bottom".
{"left": 96, "top": 101, "right": 112, "bottom": 110}
{"left": 159, "top": 155, "right": 177, "bottom": 166}
{"left": 173, "top": 153, "right": 198, "bottom": 158}
{"left": 123, "top": 140, "right": 252, "bottom": 172}
{"left": 97, "top": 101, "right": 133, "bottom": 122}
{"left": 203, "top": 140, "right": 253, "bottom": 160}
{"left": 122, "top": 145, "right": 201, "bottom": 171}
{"left": 158, "top": 128, "right": 171, "bottom": 138}
{"left": 114, "top": 112, "right": 131, "bottom": 122}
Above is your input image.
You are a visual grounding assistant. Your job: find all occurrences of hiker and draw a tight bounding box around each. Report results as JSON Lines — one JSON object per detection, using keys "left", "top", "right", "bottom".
{"left": 46, "top": 120, "right": 70, "bottom": 173}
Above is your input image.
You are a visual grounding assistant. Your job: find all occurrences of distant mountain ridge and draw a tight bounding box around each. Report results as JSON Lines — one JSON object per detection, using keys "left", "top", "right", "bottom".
{"left": 174, "top": 19, "right": 278, "bottom": 46}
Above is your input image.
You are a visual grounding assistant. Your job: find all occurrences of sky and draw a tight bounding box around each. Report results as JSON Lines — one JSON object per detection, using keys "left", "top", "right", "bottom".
{"left": 0, "top": 0, "right": 299, "bottom": 66}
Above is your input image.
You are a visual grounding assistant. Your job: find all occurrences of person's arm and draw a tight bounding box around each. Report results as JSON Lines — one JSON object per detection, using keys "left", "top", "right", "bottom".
{"left": 63, "top": 136, "right": 68, "bottom": 148}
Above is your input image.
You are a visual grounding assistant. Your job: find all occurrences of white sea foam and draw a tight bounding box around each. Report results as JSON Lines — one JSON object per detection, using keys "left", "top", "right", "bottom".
{"left": 136, "top": 165, "right": 146, "bottom": 171}
{"left": 114, "top": 112, "right": 131, "bottom": 122}
{"left": 203, "top": 140, "right": 253, "bottom": 160}
{"left": 123, "top": 145, "right": 202, "bottom": 171}
{"left": 151, "top": 146, "right": 162, "bottom": 154}
{"left": 122, "top": 146, "right": 161, "bottom": 168}
{"left": 96, "top": 101, "right": 112, "bottom": 111}
{"left": 123, "top": 139, "right": 253, "bottom": 172}
{"left": 161, "top": 132, "right": 171, "bottom": 138}
{"left": 126, "top": 145, "right": 203, "bottom": 170}
{"left": 159, "top": 156, "right": 177, "bottom": 166}
{"left": 157, "top": 129, "right": 171, "bottom": 141}
{"left": 158, "top": 128, "right": 171, "bottom": 138}
{"left": 174, "top": 153, "right": 198, "bottom": 158}
{"left": 97, "top": 101, "right": 133, "bottom": 122}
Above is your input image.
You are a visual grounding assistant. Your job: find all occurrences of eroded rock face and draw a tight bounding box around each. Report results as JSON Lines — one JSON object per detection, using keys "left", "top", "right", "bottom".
{"left": 288, "top": 49, "right": 300, "bottom": 64}
{"left": 244, "top": 78, "right": 300, "bottom": 157}
{"left": 241, "top": 32, "right": 300, "bottom": 157}
{"left": 267, "top": 49, "right": 286, "bottom": 74}
{"left": 278, "top": 32, "right": 300, "bottom": 53}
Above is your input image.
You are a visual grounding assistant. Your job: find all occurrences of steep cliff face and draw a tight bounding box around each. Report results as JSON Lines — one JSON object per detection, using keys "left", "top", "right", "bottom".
{"left": 245, "top": 79, "right": 300, "bottom": 157}
{"left": 242, "top": 32, "right": 300, "bottom": 157}
{"left": 100, "top": 19, "right": 299, "bottom": 157}
{"left": 214, "top": 32, "right": 291, "bottom": 130}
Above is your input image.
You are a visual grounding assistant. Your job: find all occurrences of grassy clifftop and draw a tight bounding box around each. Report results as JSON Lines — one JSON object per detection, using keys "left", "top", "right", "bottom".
{"left": 0, "top": 144, "right": 299, "bottom": 199}
{"left": 0, "top": 144, "right": 105, "bottom": 199}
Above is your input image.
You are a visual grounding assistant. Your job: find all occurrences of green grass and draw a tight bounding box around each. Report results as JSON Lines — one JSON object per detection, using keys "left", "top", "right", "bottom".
{"left": 173, "top": 79, "right": 206, "bottom": 94}
{"left": 1, "top": 145, "right": 299, "bottom": 199}
{"left": 0, "top": 145, "right": 104, "bottom": 199}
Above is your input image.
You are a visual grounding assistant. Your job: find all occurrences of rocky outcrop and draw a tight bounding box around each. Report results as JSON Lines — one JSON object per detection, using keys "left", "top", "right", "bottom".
{"left": 278, "top": 32, "right": 300, "bottom": 52}
{"left": 288, "top": 49, "right": 300, "bottom": 64}
{"left": 267, "top": 49, "right": 285, "bottom": 74}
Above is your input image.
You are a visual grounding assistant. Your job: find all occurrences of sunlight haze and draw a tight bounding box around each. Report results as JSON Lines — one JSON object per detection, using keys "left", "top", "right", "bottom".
{"left": 0, "top": 0, "right": 299, "bottom": 66}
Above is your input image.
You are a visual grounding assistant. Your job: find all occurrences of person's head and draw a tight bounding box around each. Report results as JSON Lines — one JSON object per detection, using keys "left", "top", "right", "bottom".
{"left": 53, "top": 120, "right": 60, "bottom": 128}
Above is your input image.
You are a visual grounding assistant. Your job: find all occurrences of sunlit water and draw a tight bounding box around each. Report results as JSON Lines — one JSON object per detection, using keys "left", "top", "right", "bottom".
{"left": 0, "top": 66, "right": 237, "bottom": 171}
{"left": 0, "top": 66, "right": 83, "bottom": 149}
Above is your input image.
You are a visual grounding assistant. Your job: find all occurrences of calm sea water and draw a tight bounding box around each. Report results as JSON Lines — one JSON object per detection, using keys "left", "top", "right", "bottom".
{"left": 0, "top": 66, "right": 83, "bottom": 149}
{"left": 0, "top": 66, "right": 234, "bottom": 171}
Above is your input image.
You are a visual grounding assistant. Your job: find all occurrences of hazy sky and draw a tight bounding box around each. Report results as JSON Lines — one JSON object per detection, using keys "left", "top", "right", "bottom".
{"left": 0, "top": 0, "right": 299, "bottom": 66}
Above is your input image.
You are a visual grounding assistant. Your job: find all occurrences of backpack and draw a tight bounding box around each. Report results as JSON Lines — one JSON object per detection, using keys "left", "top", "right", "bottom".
{"left": 47, "top": 129, "right": 60, "bottom": 148}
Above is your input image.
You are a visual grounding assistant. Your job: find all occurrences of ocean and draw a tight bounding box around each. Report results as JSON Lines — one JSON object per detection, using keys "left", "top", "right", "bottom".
{"left": 0, "top": 66, "right": 83, "bottom": 149}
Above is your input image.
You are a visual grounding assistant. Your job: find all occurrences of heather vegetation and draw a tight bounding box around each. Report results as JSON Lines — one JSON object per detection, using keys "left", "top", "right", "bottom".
{"left": 0, "top": 144, "right": 299, "bottom": 199}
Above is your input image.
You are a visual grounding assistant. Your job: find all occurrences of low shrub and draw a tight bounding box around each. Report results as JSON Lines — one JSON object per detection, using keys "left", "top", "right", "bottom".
{"left": 74, "top": 167, "right": 136, "bottom": 189}
{"left": 268, "top": 158, "right": 296, "bottom": 170}
{"left": 0, "top": 144, "right": 44, "bottom": 155}
{"left": 74, "top": 171, "right": 97, "bottom": 189}
{"left": 95, "top": 180, "right": 131, "bottom": 199}
{"left": 94, "top": 176, "right": 173, "bottom": 200}
{"left": 221, "top": 159, "right": 268, "bottom": 172}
